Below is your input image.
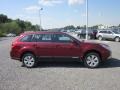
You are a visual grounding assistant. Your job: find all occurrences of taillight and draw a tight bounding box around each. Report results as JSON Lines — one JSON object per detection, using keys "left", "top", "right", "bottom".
{"left": 11, "top": 36, "right": 19, "bottom": 48}
{"left": 11, "top": 42, "right": 15, "bottom": 48}
{"left": 11, "top": 41, "right": 17, "bottom": 48}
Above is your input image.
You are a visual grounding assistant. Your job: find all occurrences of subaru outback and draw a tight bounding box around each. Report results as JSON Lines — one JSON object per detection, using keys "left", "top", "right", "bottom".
{"left": 10, "top": 31, "right": 111, "bottom": 68}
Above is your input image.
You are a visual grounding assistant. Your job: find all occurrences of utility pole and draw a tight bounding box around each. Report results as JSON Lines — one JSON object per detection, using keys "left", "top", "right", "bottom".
{"left": 39, "top": 8, "right": 43, "bottom": 31}
{"left": 86, "top": 0, "right": 88, "bottom": 40}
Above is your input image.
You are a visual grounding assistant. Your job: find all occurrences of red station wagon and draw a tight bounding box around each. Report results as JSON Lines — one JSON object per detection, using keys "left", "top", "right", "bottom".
{"left": 10, "top": 31, "right": 111, "bottom": 68}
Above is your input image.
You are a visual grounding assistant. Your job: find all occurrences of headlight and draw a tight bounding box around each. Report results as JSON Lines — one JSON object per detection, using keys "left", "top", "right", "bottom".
{"left": 100, "top": 44, "right": 111, "bottom": 51}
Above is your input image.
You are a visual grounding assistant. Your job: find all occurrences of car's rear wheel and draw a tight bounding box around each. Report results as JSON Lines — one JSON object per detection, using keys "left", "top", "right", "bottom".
{"left": 84, "top": 52, "right": 100, "bottom": 68}
{"left": 22, "top": 53, "right": 37, "bottom": 68}
{"left": 98, "top": 36, "right": 102, "bottom": 40}
{"left": 115, "top": 37, "right": 120, "bottom": 42}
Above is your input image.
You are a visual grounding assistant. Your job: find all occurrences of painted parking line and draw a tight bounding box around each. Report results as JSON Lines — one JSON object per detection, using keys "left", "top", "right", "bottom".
{"left": 83, "top": 40, "right": 111, "bottom": 44}
{"left": 95, "top": 40, "right": 110, "bottom": 44}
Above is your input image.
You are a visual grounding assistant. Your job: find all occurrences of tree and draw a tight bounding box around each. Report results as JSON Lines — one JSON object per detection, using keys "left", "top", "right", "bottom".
{"left": 90, "top": 25, "right": 98, "bottom": 30}
{"left": 76, "top": 26, "right": 81, "bottom": 29}
{"left": 0, "top": 14, "right": 8, "bottom": 23}
{"left": 31, "top": 25, "right": 39, "bottom": 31}
{"left": 16, "top": 19, "right": 27, "bottom": 32}
{"left": 118, "top": 24, "right": 120, "bottom": 27}
{"left": 2, "top": 21, "right": 21, "bottom": 34}
{"left": 64, "top": 25, "right": 75, "bottom": 30}
{"left": 80, "top": 25, "right": 86, "bottom": 29}
{"left": 0, "top": 14, "right": 39, "bottom": 36}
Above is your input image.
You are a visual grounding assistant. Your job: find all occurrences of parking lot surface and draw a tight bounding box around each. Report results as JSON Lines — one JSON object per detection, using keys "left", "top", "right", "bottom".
{"left": 0, "top": 37, "right": 120, "bottom": 90}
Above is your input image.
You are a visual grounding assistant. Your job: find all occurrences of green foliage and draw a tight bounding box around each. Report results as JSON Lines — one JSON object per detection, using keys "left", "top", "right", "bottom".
{"left": 90, "top": 25, "right": 98, "bottom": 30}
{"left": 0, "top": 30, "right": 5, "bottom": 37}
{"left": 64, "top": 25, "right": 75, "bottom": 30}
{"left": 0, "top": 14, "right": 8, "bottom": 23}
{"left": 0, "top": 14, "right": 39, "bottom": 36}
{"left": 118, "top": 24, "right": 120, "bottom": 27}
{"left": 76, "top": 26, "right": 81, "bottom": 29}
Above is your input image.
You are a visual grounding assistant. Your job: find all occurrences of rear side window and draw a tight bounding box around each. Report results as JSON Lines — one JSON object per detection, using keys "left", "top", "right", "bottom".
{"left": 35, "top": 34, "right": 52, "bottom": 42}
{"left": 42, "top": 34, "right": 52, "bottom": 41}
{"left": 99, "top": 31, "right": 107, "bottom": 33}
{"left": 20, "top": 35, "right": 32, "bottom": 42}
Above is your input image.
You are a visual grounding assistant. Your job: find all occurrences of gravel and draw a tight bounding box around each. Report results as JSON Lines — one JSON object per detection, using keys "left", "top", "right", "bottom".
{"left": 0, "top": 37, "right": 120, "bottom": 90}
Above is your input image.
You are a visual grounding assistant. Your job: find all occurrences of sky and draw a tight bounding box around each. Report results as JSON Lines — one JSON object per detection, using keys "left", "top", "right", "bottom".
{"left": 0, "top": 0, "right": 120, "bottom": 29}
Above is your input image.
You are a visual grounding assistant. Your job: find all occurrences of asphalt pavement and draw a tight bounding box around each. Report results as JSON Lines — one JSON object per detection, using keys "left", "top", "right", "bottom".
{"left": 0, "top": 37, "right": 120, "bottom": 90}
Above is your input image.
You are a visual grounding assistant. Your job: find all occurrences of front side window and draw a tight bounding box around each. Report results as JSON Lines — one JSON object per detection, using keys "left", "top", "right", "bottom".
{"left": 99, "top": 31, "right": 107, "bottom": 33}
{"left": 112, "top": 30, "right": 120, "bottom": 34}
{"left": 53, "top": 34, "right": 72, "bottom": 43}
{"left": 107, "top": 31, "right": 112, "bottom": 34}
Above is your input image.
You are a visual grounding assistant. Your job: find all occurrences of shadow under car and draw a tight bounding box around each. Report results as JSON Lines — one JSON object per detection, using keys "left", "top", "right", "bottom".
{"left": 30, "top": 58, "right": 120, "bottom": 69}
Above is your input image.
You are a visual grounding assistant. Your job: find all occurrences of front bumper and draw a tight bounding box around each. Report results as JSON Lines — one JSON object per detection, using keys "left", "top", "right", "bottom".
{"left": 101, "top": 48, "right": 112, "bottom": 61}
{"left": 107, "top": 51, "right": 112, "bottom": 59}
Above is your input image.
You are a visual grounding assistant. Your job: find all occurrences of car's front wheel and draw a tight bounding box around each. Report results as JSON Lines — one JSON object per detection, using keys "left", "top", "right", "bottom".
{"left": 84, "top": 52, "right": 100, "bottom": 68}
{"left": 115, "top": 37, "right": 120, "bottom": 42}
{"left": 22, "top": 53, "right": 37, "bottom": 68}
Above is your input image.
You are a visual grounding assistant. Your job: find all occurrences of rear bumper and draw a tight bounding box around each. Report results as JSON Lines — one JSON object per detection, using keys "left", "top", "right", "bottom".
{"left": 10, "top": 50, "right": 20, "bottom": 61}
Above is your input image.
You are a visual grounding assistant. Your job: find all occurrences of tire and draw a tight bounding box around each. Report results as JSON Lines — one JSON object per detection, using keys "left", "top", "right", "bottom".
{"left": 84, "top": 52, "right": 101, "bottom": 68}
{"left": 115, "top": 37, "right": 120, "bottom": 42}
{"left": 98, "top": 36, "right": 102, "bottom": 41}
{"left": 22, "top": 53, "right": 37, "bottom": 68}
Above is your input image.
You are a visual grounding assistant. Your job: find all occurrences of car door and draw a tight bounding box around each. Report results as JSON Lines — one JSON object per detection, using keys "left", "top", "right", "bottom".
{"left": 35, "top": 34, "right": 56, "bottom": 57}
{"left": 52, "top": 34, "right": 80, "bottom": 57}
{"left": 101, "top": 31, "right": 108, "bottom": 39}
{"left": 105, "top": 31, "right": 114, "bottom": 39}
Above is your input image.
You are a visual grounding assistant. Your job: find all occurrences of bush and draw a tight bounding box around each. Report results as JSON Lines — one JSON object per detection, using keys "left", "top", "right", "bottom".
{"left": 0, "top": 32, "right": 6, "bottom": 37}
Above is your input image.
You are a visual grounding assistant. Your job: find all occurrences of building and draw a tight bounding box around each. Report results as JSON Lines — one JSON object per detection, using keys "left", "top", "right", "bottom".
{"left": 98, "top": 24, "right": 108, "bottom": 29}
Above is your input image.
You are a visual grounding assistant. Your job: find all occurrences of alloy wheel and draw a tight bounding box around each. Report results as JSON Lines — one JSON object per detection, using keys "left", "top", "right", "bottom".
{"left": 115, "top": 37, "right": 120, "bottom": 42}
{"left": 84, "top": 53, "right": 100, "bottom": 68}
{"left": 22, "top": 53, "right": 36, "bottom": 68}
{"left": 98, "top": 36, "right": 102, "bottom": 40}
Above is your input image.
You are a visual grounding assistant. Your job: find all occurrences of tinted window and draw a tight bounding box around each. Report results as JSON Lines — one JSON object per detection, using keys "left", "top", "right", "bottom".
{"left": 35, "top": 34, "right": 52, "bottom": 42}
{"left": 20, "top": 35, "right": 32, "bottom": 42}
{"left": 53, "top": 34, "right": 72, "bottom": 43}
{"left": 107, "top": 31, "right": 112, "bottom": 34}
{"left": 99, "top": 31, "right": 107, "bottom": 33}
